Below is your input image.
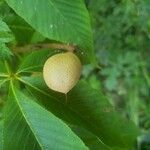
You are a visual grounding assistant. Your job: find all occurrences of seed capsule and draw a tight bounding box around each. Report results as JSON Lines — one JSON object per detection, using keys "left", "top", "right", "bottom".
{"left": 43, "top": 52, "right": 82, "bottom": 94}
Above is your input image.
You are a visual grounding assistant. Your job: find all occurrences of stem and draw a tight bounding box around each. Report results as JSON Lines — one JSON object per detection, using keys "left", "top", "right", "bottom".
{"left": 13, "top": 43, "right": 76, "bottom": 53}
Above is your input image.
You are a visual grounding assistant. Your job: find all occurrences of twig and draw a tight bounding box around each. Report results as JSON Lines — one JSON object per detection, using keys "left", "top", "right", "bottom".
{"left": 12, "top": 43, "right": 76, "bottom": 53}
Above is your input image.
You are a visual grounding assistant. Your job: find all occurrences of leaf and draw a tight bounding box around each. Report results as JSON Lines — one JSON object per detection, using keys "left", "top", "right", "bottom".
{"left": 0, "top": 1, "right": 11, "bottom": 18}
{"left": 0, "top": 79, "right": 8, "bottom": 88}
{"left": 0, "top": 61, "right": 8, "bottom": 75}
{"left": 68, "top": 81, "right": 139, "bottom": 149}
{"left": 0, "top": 120, "right": 3, "bottom": 150}
{"left": 31, "top": 31, "right": 45, "bottom": 44}
{"left": 5, "top": 0, "right": 94, "bottom": 63}
{"left": 0, "top": 19, "right": 14, "bottom": 59}
{"left": 0, "top": 18, "right": 10, "bottom": 32}
{"left": 4, "top": 15, "right": 35, "bottom": 44}
{"left": 18, "top": 76, "right": 111, "bottom": 150}
{"left": 71, "top": 126, "right": 111, "bottom": 150}
{"left": 0, "top": 42, "right": 12, "bottom": 59}
{"left": 5, "top": 15, "right": 45, "bottom": 45}
{"left": 19, "top": 75, "right": 139, "bottom": 149}
{"left": 4, "top": 81, "right": 88, "bottom": 150}
{"left": 0, "top": 18, "right": 14, "bottom": 43}
{"left": 17, "top": 49, "right": 55, "bottom": 73}
{"left": 0, "top": 31, "right": 13, "bottom": 43}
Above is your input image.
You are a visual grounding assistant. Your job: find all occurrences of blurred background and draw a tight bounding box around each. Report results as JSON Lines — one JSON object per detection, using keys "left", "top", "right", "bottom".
{"left": 83, "top": 0, "right": 150, "bottom": 149}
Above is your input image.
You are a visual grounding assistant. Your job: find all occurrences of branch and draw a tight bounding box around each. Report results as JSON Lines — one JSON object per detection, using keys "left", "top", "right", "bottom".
{"left": 12, "top": 43, "right": 76, "bottom": 53}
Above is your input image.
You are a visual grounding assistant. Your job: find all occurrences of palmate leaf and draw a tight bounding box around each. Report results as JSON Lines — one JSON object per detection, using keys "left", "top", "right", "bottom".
{"left": 19, "top": 76, "right": 139, "bottom": 150}
{"left": 4, "top": 81, "right": 88, "bottom": 150}
{"left": 5, "top": 0, "right": 94, "bottom": 63}
{"left": 17, "top": 49, "right": 56, "bottom": 73}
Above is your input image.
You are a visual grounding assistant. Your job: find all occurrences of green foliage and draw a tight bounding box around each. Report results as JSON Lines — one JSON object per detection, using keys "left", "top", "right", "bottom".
{"left": 0, "top": 121, "right": 3, "bottom": 150}
{"left": 6, "top": 0, "right": 95, "bottom": 63}
{"left": 0, "top": 0, "right": 146, "bottom": 150}
{"left": 5, "top": 15, "right": 36, "bottom": 45}
{"left": 85, "top": 0, "right": 150, "bottom": 149}
{"left": 0, "top": 18, "right": 14, "bottom": 59}
{"left": 17, "top": 49, "right": 55, "bottom": 73}
{"left": 4, "top": 82, "right": 87, "bottom": 149}
{"left": 19, "top": 73, "right": 139, "bottom": 149}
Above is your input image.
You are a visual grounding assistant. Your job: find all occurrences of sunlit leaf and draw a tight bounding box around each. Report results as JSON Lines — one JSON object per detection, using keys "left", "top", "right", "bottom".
{"left": 6, "top": 0, "right": 95, "bottom": 63}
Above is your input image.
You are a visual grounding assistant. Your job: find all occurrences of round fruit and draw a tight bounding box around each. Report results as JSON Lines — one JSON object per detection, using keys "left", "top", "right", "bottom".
{"left": 43, "top": 52, "right": 82, "bottom": 94}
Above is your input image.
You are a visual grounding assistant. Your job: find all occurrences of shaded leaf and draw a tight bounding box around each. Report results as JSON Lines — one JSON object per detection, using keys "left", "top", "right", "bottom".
{"left": 19, "top": 76, "right": 111, "bottom": 150}
{"left": 5, "top": 15, "right": 35, "bottom": 44}
{"left": 5, "top": 15, "right": 45, "bottom": 45}
{"left": 71, "top": 126, "right": 111, "bottom": 150}
{"left": 19, "top": 75, "right": 139, "bottom": 149}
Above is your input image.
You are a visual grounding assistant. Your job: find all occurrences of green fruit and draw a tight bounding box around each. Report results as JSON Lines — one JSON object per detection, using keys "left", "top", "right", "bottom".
{"left": 43, "top": 52, "right": 82, "bottom": 94}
